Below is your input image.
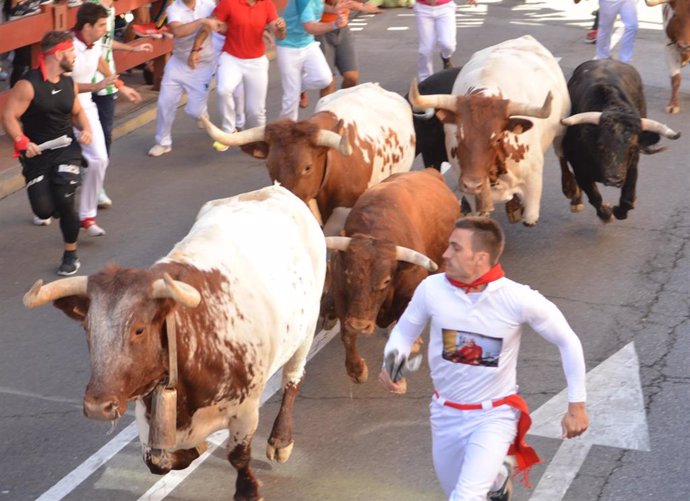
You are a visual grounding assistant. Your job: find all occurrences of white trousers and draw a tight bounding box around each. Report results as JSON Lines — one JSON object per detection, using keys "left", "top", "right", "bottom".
{"left": 430, "top": 397, "right": 517, "bottom": 501}
{"left": 211, "top": 43, "right": 245, "bottom": 130}
{"left": 414, "top": 2, "right": 457, "bottom": 82}
{"left": 77, "top": 104, "right": 109, "bottom": 220}
{"left": 276, "top": 42, "right": 333, "bottom": 121}
{"left": 154, "top": 55, "right": 215, "bottom": 147}
{"left": 596, "top": 0, "right": 638, "bottom": 64}
{"left": 216, "top": 52, "right": 269, "bottom": 132}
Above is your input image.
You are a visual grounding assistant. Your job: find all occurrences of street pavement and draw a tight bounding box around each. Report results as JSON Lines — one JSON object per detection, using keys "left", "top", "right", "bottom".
{"left": 1, "top": 1, "right": 689, "bottom": 500}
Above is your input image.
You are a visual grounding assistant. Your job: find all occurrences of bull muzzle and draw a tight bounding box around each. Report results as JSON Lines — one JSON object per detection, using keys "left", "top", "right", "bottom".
{"left": 460, "top": 176, "right": 485, "bottom": 195}
{"left": 345, "top": 317, "right": 376, "bottom": 335}
{"left": 83, "top": 393, "right": 124, "bottom": 421}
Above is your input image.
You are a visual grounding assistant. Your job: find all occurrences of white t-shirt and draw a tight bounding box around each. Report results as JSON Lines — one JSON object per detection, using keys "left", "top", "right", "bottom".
{"left": 72, "top": 36, "right": 103, "bottom": 111}
{"left": 385, "top": 274, "right": 587, "bottom": 404}
{"left": 167, "top": 0, "right": 216, "bottom": 62}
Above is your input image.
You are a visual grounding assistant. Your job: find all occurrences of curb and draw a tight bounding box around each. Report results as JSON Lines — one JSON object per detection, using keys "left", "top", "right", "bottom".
{"left": 0, "top": 95, "right": 184, "bottom": 201}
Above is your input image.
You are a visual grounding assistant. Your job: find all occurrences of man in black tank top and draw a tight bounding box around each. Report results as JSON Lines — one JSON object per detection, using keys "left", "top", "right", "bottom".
{"left": 1, "top": 31, "right": 93, "bottom": 276}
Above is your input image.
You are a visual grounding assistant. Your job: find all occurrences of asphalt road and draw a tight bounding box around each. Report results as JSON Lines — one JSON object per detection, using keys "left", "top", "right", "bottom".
{"left": 1, "top": 1, "right": 689, "bottom": 500}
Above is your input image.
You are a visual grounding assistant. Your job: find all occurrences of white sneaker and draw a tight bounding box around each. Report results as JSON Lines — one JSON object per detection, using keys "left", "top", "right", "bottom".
{"left": 67, "top": 0, "right": 82, "bottom": 6}
{"left": 82, "top": 219, "right": 106, "bottom": 237}
{"left": 148, "top": 144, "right": 172, "bottom": 157}
{"left": 33, "top": 215, "right": 51, "bottom": 226}
{"left": 98, "top": 190, "right": 112, "bottom": 209}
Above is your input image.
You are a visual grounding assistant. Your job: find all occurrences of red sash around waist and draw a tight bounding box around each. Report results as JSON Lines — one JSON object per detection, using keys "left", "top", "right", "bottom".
{"left": 433, "top": 391, "right": 542, "bottom": 487}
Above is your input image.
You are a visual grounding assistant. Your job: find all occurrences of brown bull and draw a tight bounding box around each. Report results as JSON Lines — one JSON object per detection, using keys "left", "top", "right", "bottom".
{"left": 646, "top": 0, "right": 690, "bottom": 113}
{"left": 326, "top": 169, "right": 461, "bottom": 383}
{"left": 200, "top": 83, "right": 416, "bottom": 226}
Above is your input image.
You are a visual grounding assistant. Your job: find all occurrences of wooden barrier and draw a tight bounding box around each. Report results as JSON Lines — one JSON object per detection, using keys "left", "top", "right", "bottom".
{"left": 0, "top": 0, "right": 170, "bottom": 117}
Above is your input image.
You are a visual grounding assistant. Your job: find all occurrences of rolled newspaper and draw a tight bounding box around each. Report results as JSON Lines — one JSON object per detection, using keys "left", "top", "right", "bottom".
{"left": 384, "top": 349, "right": 422, "bottom": 383}
{"left": 37, "top": 135, "right": 72, "bottom": 152}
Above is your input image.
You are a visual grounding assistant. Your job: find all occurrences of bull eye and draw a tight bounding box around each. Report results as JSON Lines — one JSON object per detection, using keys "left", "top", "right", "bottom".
{"left": 135, "top": 327, "right": 145, "bottom": 336}
{"left": 380, "top": 277, "right": 392, "bottom": 290}
{"left": 303, "top": 164, "right": 313, "bottom": 175}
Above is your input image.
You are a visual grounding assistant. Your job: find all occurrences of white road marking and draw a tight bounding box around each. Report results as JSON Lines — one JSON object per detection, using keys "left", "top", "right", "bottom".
{"left": 529, "top": 342, "right": 650, "bottom": 501}
{"left": 35, "top": 325, "right": 340, "bottom": 501}
{"left": 0, "top": 385, "right": 83, "bottom": 407}
{"left": 387, "top": 27, "right": 409, "bottom": 31}
{"left": 351, "top": 27, "right": 364, "bottom": 31}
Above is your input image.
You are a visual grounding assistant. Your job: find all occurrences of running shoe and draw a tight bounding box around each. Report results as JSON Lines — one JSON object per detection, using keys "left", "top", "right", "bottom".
{"left": 585, "top": 29, "right": 597, "bottom": 44}
{"left": 148, "top": 143, "right": 172, "bottom": 157}
{"left": 81, "top": 218, "right": 106, "bottom": 237}
{"left": 97, "top": 190, "right": 112, "bottom": 209}
{"left": 33, "top": 215, "right": 51, "bottom": 226}
{"left": 8, "top": 0, "right": 41, "bottom": 20}
{"left": 57, "top": 254, "right": 81, "bottom": 276}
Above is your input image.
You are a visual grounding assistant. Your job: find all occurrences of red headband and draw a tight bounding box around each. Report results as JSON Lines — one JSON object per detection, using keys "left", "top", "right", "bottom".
{"left": 35, "top": 40, "right": 74, "bottom": 81}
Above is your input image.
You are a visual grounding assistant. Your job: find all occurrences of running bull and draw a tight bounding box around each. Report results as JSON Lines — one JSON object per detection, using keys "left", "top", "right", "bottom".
{"left": 201, "top": 82, "right": 416, "bottom": 227}
{"left": 23, "top": 185, "right": 326, "bottom": 501}
{"left": 325, "top": 169, "right": 461, "bottom": 383}
{"left": 408, "top": 35, "right": 571, "bottom": 226}
{"left": 560, "top": 59, "right": 680, "bottom": 222}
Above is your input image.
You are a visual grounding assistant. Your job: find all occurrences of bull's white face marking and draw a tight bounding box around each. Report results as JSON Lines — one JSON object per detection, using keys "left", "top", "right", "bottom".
{"left": 459, "top": 124, "right": 465, "bottom": 141}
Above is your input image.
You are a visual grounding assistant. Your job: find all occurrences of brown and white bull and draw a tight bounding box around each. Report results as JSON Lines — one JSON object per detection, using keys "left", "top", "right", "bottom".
{"left": 200, "top": 82, "right": 416, "bottom": 226}
{"left": 646, "top": 0, "right": 690, "bottom": 113}
{"left": 408, "top": 35, "right": 571, "bottom": 226}
{"left": 23, "top": 185, "right": 326, "bottom": 501}
{"left": 325, "top": 169, "right": 461, "bottom": 383}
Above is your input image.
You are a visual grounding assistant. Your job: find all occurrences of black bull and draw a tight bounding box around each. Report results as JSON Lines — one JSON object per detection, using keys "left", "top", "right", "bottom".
{"left": 559, "top": 59, "right": 680, "bottom": 222}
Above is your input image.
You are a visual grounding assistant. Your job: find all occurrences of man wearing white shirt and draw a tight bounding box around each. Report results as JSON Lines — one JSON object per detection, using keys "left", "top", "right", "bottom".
{"left": 147, "top": 0, "right": 222, "bottom": 157}
{"left": 380, "top": 217, "right": 589, "bottom": 501}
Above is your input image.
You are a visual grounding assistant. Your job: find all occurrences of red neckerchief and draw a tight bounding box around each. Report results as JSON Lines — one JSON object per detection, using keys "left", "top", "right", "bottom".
{"left": 73, "top": 30, "right": 94, "bottom": 50}
{"left": 446, "top": 263, "right": 505, "bottom": 293}
{"left": 34, "top": 40, "right": 74, "bottom": 81}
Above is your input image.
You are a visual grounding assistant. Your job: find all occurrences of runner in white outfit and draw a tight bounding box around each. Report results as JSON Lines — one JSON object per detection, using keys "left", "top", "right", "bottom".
{"left": 149, "top": 0, "right": 219, "bottom": 156}
{"left": 595, "top": 0, "right": 639, "bottom": 64}
{"left": 414, "top": 0, "right": 475, "bottom": 82}
{"left": 380, "top": 217, "right": 589, "bottom": 501}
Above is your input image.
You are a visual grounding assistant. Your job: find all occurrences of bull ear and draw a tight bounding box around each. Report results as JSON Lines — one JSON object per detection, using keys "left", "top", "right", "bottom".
{"left": 640, "top": 131, "right": 661, "bottom": 149}
{"left": 240, "top": 142, "right": 269, "bottom": 159}
{"left": 506, "top": 118, "right": 533, "bottom": 135}
{"left": 435, "top": 110, "right": 457, "bottom": 124}
{"left": 54, "top": 296, "right": 90, "bottom": 321}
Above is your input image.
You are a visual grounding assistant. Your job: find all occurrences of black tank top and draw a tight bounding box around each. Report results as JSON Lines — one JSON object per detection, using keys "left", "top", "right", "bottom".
{"left": 20, "top": 69, "right": 83, "bottom": 168}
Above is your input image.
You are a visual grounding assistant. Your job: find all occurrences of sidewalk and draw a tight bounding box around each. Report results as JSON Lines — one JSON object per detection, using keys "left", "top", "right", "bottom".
{"left": 0, "top": 68, "right": 162, "bottom": 200}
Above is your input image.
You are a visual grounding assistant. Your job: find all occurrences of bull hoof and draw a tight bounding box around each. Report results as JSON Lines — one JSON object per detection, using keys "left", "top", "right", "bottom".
{"left": 570, "top": 202, "right": 585, "bottom": 213}
{"left": 666, "top": 103, "right": 680, "bottom": 114}
{"left": 505, "top": 195, "right": 523, "bottom": 224}
{"left": 145, "top": 449, "right": 173, "bottom": 475}
{"left": 266, "top": 441, "right": 294, "bottom": 463}
{"left": 597, "top": 204, "right": 613, "bottom": 223}
{"left": 348, "top": 361, "right": 369, "bottom": 384}
{"left": 522, "top": 220, "right": 538, "bottom": 227}
{"left": 612, "top": 205, "right": 628, "bottom": 220}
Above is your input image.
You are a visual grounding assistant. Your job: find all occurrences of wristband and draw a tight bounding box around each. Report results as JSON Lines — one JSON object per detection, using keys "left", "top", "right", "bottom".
{"left": 191, "top": 47, "right": 202, "bottom": 52}
{"left": 115, "top": 79, "right": 124, "bottom": 89}
{"left": 13, "top": 135, "right": 30, "bottom": 158}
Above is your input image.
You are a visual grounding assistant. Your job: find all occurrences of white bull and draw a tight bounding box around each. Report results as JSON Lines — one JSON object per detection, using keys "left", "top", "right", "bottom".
{"left": 409, "top": 35, "right": 571, "bottom": 226}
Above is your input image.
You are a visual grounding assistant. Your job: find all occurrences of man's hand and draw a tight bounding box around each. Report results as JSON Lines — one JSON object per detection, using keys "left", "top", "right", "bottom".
{"left": 98, "top": 74, "right": 119, "bottom": 92}
{"left": 274, "top": 17, "right": 286, "bottom": 38}
{"left": 134, "top": 42, "right": 154, "bottom": 53}
{"left": 78, "top": 130, "right": 92, "bottom": 145}
{"left": 24, "top": 142, "right": 41, "bottom": 158}
{"left": 561, "top": 402, "right": 589, "bottom": 439}
{"left": 378, "top": 368, "right": 408, "bottom": 394}
{"left": 335, "top": 10, "right": 349, "bottom": 28}
{"left": 188, "top": 50, "right": 200, "bottom": 69}
{"left": 120, "top": 85, "right": 142, "bottom": 103}
{"left": 205, "top": 18, "right": 225, "bottom": 32}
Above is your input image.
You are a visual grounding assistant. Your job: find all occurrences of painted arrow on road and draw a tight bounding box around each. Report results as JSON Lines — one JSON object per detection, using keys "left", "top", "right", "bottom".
{"left": 528, "top": 342, "right": 649, "bottom": 501}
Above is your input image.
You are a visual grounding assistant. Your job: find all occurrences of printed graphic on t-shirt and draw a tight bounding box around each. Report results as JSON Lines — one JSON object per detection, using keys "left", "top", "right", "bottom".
{"left": 441, "top": 329, "right": 502, "bottom": 367}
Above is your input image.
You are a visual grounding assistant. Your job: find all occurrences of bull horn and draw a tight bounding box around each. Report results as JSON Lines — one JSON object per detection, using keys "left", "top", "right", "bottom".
{"left": 151, "top": 273, "right": 201, "bottom": 308}
{"left": 408, "top": 78, "right": 458, "bottom": 113}
{"left": 23, "top": 276, "right": 88, "bottom": 309}
{"left": 316, "top": 129, "right": 352, "bottom": 156}
{"left": 307, "top": 199, "right": 324, "bottom": 226}
{"left": 395, "top": 246, "right": 438, "bottom": 272}
{"left": 507, "top": 91, "right": 553, "bottom": 119}
{"left": 645, "top": 0, "right": 669, "bottom": 6}
{"left": 560, "top": 112, "right": 602, "bottom": 127}
{"left": 325, "top": 236, "right": 352, "bottom": 252}
{"left": 199, "top": 115, "right": 266, "bottom": 147}
{"left": 640, "top": 118, "right": 681, "bottom": 139}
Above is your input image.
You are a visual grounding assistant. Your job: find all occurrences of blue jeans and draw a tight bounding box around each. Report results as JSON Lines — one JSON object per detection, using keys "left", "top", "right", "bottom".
{"left": 92, "top": 93, "right": 116, "bottom": 156}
